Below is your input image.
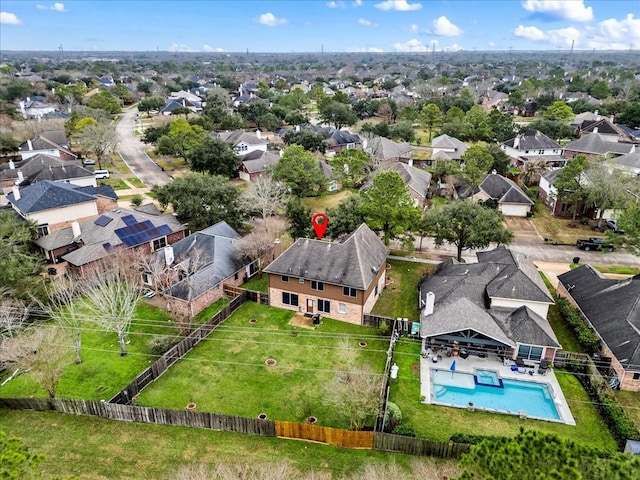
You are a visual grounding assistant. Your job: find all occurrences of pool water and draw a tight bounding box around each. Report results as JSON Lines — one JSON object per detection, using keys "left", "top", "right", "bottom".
{"left": 475, "top": 369, "right": 502, "bottom": 387}
{"left": 432, "top": 369, "right": 560, "bottom": 421}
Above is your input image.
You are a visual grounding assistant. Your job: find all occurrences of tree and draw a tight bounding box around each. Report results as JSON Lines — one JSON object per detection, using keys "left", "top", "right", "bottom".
{"left": 553, "top": 154, "right": 588, "bottom": 221}
{"left": 74, "top": 121, "right": 118, "bottom": 169}
{"left": 0, "top": 289, "right": 30, "bottom": 342}
{"left": 583, "top": 161, "right": 635, "bottom": 228}
{"left": 589, "top": 80, "right": 611, "bottom": 100}
{"left": 618, "top": 103, "right": 640, "bottom": 128}
{"left": 241, "top": 173, "right": 288, "bottom": 232}
{"left": 283, "top": 130, "right": 326, "bottom": 153}
{"left": 420, "top": 103, "right": 443, "bottom": 143}
{"left": 328, "top": 149, "right": 371, "bottom": 188}
{"left": 456, "top": 429, "right": 640, "bottom": 480}
{"left": 86, "top": 89, "right": 121, "bottom": 114}
{"left": 618, "top": 202, "right": 640, "bottom": 255}
{"left": 486, "top": 110, "right": 516, "bottom": 143}
{"left": 138, "top": 96, "right": 165, "bottom": 112}
{"left": 154, "top": 173, "right": 244, "bottom": 230}
{"left": 186, "top": 137, "right": 241, "bottom": 178}
{"left": 486, "top": 143, "right": 511, "bottom": 176}
{"left": 286, "top": 198, "right": 313, "bottom": 240}
{"left": 272, "top": 144, "right": 327, "bottom": 197}
{"left": 423, "top": 200, "right": 514, "bottom": 262}
{"left": 82, "top": 256, "right": 142, "bottom": 356}
{"left": 326, "top": 195, "right": 365, "bottom": 239}
{"left": 0, "top": 431, "right": 44, "bottom": 479}
{"left": 460, "top": 144, "right": 494, "bottom": 191}
{"left": 360, "top": 171, "right": 421, "bottom": 245}
{"left": 0, "top": 212, "right": 42, "bottom": 299}
{"left": 317, "top": 101, "right": 357, "bottom": 129}
{"left": 156, "top": 118, "right": 208, "bottom": 160}
{"left": 520, "top": 158, "right": 548, "bottom": 187}
{"left": 543, "top": 101, "right": 574, "bottom": 123}
{"left": 3, "top": 327, "right": 73, "bottom": 398}
{"left": 464, "top": 105, "right": 492, "bottom": 141}
{"left": 508, "top": 89, "right": 524, "bottom": 109}
{"left": 255, "top": 112, "right": 281, "bottom": 131}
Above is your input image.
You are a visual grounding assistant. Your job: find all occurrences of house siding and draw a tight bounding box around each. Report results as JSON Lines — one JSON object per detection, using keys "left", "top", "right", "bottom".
{"left": 490, "top": 297, "right": 550, "bottom": 319}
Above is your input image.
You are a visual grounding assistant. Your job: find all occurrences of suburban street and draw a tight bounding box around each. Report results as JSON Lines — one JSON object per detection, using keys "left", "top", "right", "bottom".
{"left": 115, "top": 107, "right": 171, "bottom": 187}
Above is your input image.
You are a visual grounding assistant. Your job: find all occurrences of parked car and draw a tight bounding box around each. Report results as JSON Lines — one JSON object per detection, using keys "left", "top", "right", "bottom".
{"left": 94, "top": 169, "right": 110, "bottom": 179}
{"left": 82, "top": 159, "right": 96, "bottom": 166}
{"left": 604, "top": 219, "right": 625, "bottom": 234}
{"left": 576, "top": 238, "right": 615, "bottom": 251}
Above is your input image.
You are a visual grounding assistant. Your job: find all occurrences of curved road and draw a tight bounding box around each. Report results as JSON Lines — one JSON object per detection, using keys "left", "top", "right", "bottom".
{"left": 116, "top": 107, "right": 172, "bottom": 187}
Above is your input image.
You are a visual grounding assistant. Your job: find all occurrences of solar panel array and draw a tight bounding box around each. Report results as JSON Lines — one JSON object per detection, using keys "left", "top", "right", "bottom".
{"left": 94, "top": 215, "right": 113, "bottom": 227}
{"left": 115, "top": 220, "right": 173, "bottom": 247}
{"left": 122, "top": 214, "right": 137, "bottom": 226}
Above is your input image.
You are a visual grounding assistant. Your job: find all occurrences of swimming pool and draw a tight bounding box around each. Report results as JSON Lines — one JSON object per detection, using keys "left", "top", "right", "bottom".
{"left": 431, "top": 369, "right": 561, "bottom": 421}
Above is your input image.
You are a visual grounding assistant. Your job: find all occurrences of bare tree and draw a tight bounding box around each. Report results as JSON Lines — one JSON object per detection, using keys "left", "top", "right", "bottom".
{"left": 75, "top": 121, "right": 118, "bottom": 169}
{"left": 0, "top": 288, "right": 30, "bottom": 339}
{"left": 325, "top": 338, "right": 382, "bottom": 430}
{"left": 241, "top": 174, "right": 288, "bottom": 232}
{"left": 234, "top": 231, "right": 275, "bottom": 264}
{"left": 2, "top": 327, "right": 73, "bottom": 398}
{"left": 35, "top": 277, "right": 85, "bottom": 364}
{"left": 82, "top": 254, "right": 143, "bottom": 356}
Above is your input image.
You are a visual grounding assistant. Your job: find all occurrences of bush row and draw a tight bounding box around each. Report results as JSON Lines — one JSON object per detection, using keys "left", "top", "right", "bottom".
{"left": 555, "top": 296, "right": 601, "bottom": 353}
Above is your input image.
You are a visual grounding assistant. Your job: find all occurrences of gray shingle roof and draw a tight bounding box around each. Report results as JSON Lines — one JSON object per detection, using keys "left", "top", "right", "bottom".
{"left": 19, "top": 130, "right": 75, "bottom": 157}
{"left": 0, "top": 154, "right": 81, "bottom": 183}
{"left": 241, "top": 150, "right": 279, "bottom": 174}
{"left": 542, "top": 168, "right": 563, "bottom": 184}
{"left": 564, "top": 133, "right": 634, "bottom": 156}
{"left": 217, "top": 130, "right": 267, "bottom": 146}
{"left": 31, "top": 164, "right": 94, "bottom": 183}
{"left": 478, "top": 174, "right": 533, "bottom": 206}
{"left": 264, "top": 223, "right": 388, "bottom": 290}
{"left": 7, "top": 181, "right": 115, "bottom": 214}
{"left": 558, "top": 266, "right": 640, "bottom": 370}
{"left": 612, "top": 152, "right": 640, "bottom": 170}
{"left": 364, "top": 136, "right": 413, "bottom": 162}
{"left": 385, "top": 162, "right": 432, "bottom": 199}
{"left": 503, "top": 129, "right": 561, "bottom": 151}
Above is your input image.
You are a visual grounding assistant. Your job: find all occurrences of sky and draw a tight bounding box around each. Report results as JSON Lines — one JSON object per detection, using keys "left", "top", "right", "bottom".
{"left": 1, "top": 1, "right": 639, "bottom": 53}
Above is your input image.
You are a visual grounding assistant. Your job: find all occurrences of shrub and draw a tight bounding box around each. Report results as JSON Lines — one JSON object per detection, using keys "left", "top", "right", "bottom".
{"left": 449, "top": 433, "right": 505, "bottom": 445}
{"left": 378, "top": 320, "right": 389, "bottom": 336}
{"left": 555, "top": 296, "right": 601, "bottom": 353}
{"left": 384, "top": 402, "right": 402, "bottom": 432}
{"left": 148, "top": 335, "right": 180, "bottom": 356}
{"left": 392, "top": 423, "right": 415, "bottom": 437}
{"left": 130, "top": 194, "right": 143, "bottom": 207}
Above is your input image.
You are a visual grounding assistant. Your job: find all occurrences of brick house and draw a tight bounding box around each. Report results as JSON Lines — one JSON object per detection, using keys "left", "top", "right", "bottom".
{"left": 264, "top": 224, "right": 388, "bottom": 325}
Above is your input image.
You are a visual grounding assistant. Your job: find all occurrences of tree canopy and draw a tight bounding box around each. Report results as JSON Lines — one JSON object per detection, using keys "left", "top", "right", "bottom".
{"left": 360, "top": 171, "right": 421, "bottom": 245}
{"left": 328, "top": 149, "right": 371, "bottom": 188}
{"left": 326, "top": 195, "right": 365, "bottom": 239}
{"left": 156, "top": 118, "right": 208, "bottom": 160}
{"left": 553, "top": 154, "right": 588, "bottom": 220}
{"left": 318, "top": 101, "right": 357, "bottom": 129}
{"left": 153, "top": 173, "right": 244, "bottom": 230}
{"left": 543, "top": 101, "right": 574, "bottom": 123}
{"left": 186, "top": 137, "right": 241, "bottom": 178}
{"left": 423, "top": 200, "right": 514, "bottom": 261}
{"left": 420, "top": 103, "right": 443, "bottom": 143}
{"left": 460, "top": 144, "right": 494, "bottom": 191}
{"left": 86, "top": 89, "right": 121, "bottom": 114}
{"left": 272, "top": 144, "right": 327, "bottom": 197}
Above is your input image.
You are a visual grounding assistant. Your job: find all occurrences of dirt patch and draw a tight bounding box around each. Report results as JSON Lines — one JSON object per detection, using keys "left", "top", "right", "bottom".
{"left": 412, "top": 362, "right": 420, "bottom": 376}
{"left": 289, "top": 313, "right": 315, "bottom": 330}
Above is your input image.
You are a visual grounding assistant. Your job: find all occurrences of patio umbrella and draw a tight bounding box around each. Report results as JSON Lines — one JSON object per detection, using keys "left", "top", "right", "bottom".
{"left": 450, "top": 360, "right": 456, "bottom": 378}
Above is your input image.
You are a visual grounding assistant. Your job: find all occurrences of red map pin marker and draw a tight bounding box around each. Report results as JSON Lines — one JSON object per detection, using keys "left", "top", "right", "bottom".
{"left": 312, "top": 213, "right": 328, "bottom": 240}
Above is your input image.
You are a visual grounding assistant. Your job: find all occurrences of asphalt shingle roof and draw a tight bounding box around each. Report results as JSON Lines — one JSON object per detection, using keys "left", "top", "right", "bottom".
{"left": 564, "top": 133, "right": 634, "bottom": 156}
{"left": 264, "top": 223, "right": 388, "bottom": 290}
{"left": 7, "top": 181, "right": 115, "bottom": 214}
{"left": 503, "top": 129, "right": 561, "bottom": 151}
{"left": 241, "top": 150, "right": 279, "bottom": 173}
{"left": 385, "top": 163, "right": 432, "bottom": 199}
{"left": 478, "top": 174, "right": 533, "bottom": 206}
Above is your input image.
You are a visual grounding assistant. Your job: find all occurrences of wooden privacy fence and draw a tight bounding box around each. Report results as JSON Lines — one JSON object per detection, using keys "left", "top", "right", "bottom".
{"left": 363, "top": 314, "right": 413, "bottom": 333}
{"left": 223, "top": 285, "right": 269, "bottom": 305}
{"left": 374, "top": 432, "right": 470, "bottom": 459}
{"left": 276, "top": 420, "right": 374, "bottom": 449}
{"left": 109, "top": 292, "right": 247, "bottom": 404}
{"left": 0, "top": 397, "right": 275, "bottom": 437}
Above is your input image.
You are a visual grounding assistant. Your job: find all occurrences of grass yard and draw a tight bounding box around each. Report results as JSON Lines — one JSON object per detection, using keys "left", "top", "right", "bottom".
{"left": 371, "top": 259, "right": 434, "bottom": 320}
{"left": 530, "top": 201, "right": 601, "bottom": 245}
{"left": 302, "top": 189, "right": 354, "bottom": 213}
{"left": 99, "top": 178, "right": 128, "bottom": 190}
{"left": 0, "top": 411, "right": 459, "bottom": 480}
{"left": 156, "top": 156, "right": 188, "bottom": 172}
{"left": 570, "top": 263, "right": 640, "bottom": 275}
{"left": 388, "top": 339, "right": 617, "bottom": 451}
{"left": 242, "top": 273, "right": 268, "bottom": 292}
{"left": 0, "top": 303, "right": 178, "bottom": 400}
{"left": 191, "top": 297, "right": 229, "bottom": 325}
{"left": 126, "top": 177, "right": 147, "bottom": 188}
{"left": 539, "top": 273, "right": 584, "bottom": 353}
{"left": 136, "top": 303, "right": 388, "bottom": 428}
{"left": 614, "top": 390, "right": 640, "bottom": 430}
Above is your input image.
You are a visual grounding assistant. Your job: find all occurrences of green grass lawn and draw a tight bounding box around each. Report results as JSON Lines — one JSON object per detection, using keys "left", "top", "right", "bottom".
{"left": 614, "top": 390, "right": 640, "bottom": 430}
{"left": 126, "top": 177, "right": 147, "bottom": 188}
{"left": 242, "top": 273, "right": 268, "bottom": 292}
{"left": 99, "top": 178, "right": 128, "bottom": 190}
{"left": 136, "top": 303, "right": 388, "bottom": 428}
{"left": 0, "top": 303, "right": 178, "bottom": 400}
{"left": 388, "top": 339, "right": 617, "bottom": 451}
{"left": 371, "top": 259, "right": 434, "bottom": 320}
{"left": 302, "top": 189, "right": 354, "bottom": 213}
{"left": 570, "top": 264, "right": 640, "bottom": 275}
{"left": 0, "top": 410, "right": 458, "bottom": 480}
{"left": 191, "top": 297, "right": 229, "bottom": 325}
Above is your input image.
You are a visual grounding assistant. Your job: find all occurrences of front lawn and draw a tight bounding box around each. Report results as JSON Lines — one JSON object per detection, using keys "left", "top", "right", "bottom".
{"left": 530, "top": 201, "right": 599, "bottom": 245}
{"left": 0, "top": 303, "right": 178, "bottom": 400}
{"left": 388, "top": 339, "right": 617, "bottom": 451}
{"left": 136, "top": 303, "right": 388, "bottom": 428}
{"left": 371, "top": 259, "right": 434, "bottom": 320}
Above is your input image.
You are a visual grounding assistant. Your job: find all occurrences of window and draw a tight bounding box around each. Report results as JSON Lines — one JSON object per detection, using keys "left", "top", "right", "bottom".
{"left": 282, "top": 292, "right": 299, "bottom": 307}
{"left": 375, "top": 284, "right": 378, "bottom": 296}
{"left": 538, "top": 150, "right": 545, "bottom": 154}
{"left": 517, "top": 345, "right": 543, "bottom": 362}
{"left": 246, "top": 261, "right": 258, "bottom": 278}
{"left": 317, "top": 299, "right": 330, "bottom": 313}
{"left": 37, "top": 224, "right": 49, "bottom": 236}
{"left": 152, "top": 236, "right": 167, "bottom": 251}
{"left": 634, "top": 373, "right": 640, "bottom": 381}
{"left": 343, "top": 287, "right": 357, "bottom": 297}
{"left": 234, "top": 272, "right": 239, "bottom": 281}
{"left": 143, "top": 272, "right": 153, "bottom": 285}
{"left": 338, "top": 303, "right": 346, "bottom": 314}
{"left": 311, "top": 281, "right": 324, "bottom": 291}
{"left": 281, "top": 275, "right": 289, "bottom": 282}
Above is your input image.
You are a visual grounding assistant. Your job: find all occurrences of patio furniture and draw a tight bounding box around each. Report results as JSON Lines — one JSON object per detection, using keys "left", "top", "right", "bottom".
{"left": 515, "top": 358, "right": 526, "bottom": 368}
{"left": 538, "top": 360, "right": 549, "bottom": 375}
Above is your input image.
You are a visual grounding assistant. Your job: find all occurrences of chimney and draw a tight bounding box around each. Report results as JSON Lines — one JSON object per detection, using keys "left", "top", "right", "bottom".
{"left": 491, "top": 169, "right": 497, "bottom": 175}
{"left": 17, "top": 170, "right": 24, "bottom": 183}
{"left": 513, "top": 135, "right": 520, "bottom": 149}
{"left": 71, "top": 220, "right": 81, "bottom": 239}
{"left": 423, "top": 291, "right": 435, "bottom": 316}
{"left": 295, "top": 125, "right": 300, "bottom": 132}
{"left": 11, "top": 185, "right": 20, "bottom": 201}
{"left": 610, "top": 115, "right": 614, "bottom": 123}
{"left": 8, "top": 160, "right": 15, "bottom": 169}
{"left": 593, "top": 127, "right": 598, "bottom": 134}
{"left": 255, "top": 129, "right": 261, "bottom": 139}
{"left": 27, "top": 139, "right": 33, "bottom": 151}
{"left": 279, "top": 149, "right": 284, "bottom": 157}
{"left": 164, "top": 245, "right": 175, "bottom": 266}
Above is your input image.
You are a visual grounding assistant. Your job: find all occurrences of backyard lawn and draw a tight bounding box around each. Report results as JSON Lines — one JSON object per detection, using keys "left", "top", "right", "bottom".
{"left": 302, "top": 188, "right": 354, "bottom": 213}
{"left": 242, "top": 272, "right": 268, "bottom": 292}
{"left": 0, "top": 302, "right": 179, "bottom": 400}
{"left": 614, "top": 390, "right": 640, "bottom": 430}
{"left": 388, "top": 339, "right": 617, "bottom": 451}
{"left": 136, "top": 302, "right": 389, "bottom": 428}
{"left": 371, "top": 259, "right": 434, "bottom": 320}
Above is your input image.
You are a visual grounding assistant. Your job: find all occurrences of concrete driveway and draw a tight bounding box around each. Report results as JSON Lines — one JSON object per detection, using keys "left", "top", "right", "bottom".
{"left": 116, "top": 107, "right": 172, "bottom": 188}
{"left": 505, "top": 217, "right": 543, "bottom": 243}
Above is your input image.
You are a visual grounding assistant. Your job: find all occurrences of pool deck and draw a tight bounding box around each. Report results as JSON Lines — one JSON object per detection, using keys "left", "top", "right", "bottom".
{"left": 420, "top": 353, "right": 576, "bottom": 425}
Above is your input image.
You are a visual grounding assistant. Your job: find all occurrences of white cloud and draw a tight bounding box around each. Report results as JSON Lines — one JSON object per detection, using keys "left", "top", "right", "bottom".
{"left": 37, "top": 3, "right": 66, "bottom": 12}
{"left": 488, "top": 41, "right": 496, "bottom": 47}
{"left": 346, "top": 46, "right": 385, "bottom": 52}
{"left": 375, "top": 1, "right": 422, "bottom": 12}
{"left": 410, "top": 23, "right": 419, "bottom": 32}
{"left": 256, "top": 12, "right": 287, "bottom": 27}
{"left": 358, "top": 18, "right": 378, "bottom": 27}
{"left": 443, "top": 43, "right": 463, "bottom": 52}
{"left": 170, "top": 43, "right": 194, "bottom": 52}
{"left": 327, "top": 1, "right": 343, "bottom": 8}
{"left": 432, "top": 16, "right": 462, "bottom": 36}
{"left": 546, "top": 26, "right": 580, "bottom": 48}
{"left": 202, "top": 45, "right": 225, "bottom": 52}
{"left": 393, "top": 38, "right": 428, "bottom": 52}
{"left": 522, "top": 0, "right": 593, "bottom": 22}
{"left": 584, "top": 13, "right": 640, "bottom": 50}
{"left": 513, "top": 24, "right": 545, "bottom": 40}
{"left": 0, "top": 12, "right": 21, "bottom": 24}
{"left": 353, "top": 0, "right": 363, "bottom": 6}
